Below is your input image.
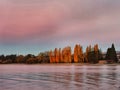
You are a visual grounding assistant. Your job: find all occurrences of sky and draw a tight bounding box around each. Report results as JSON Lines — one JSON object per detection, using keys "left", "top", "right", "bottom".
{"left": 0, "top": 0, "right": 120, "bottom": 55}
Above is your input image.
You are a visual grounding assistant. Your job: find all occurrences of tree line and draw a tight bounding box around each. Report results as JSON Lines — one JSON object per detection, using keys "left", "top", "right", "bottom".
{"left": 0, "top": 43, "right": 118, "bottom": 64}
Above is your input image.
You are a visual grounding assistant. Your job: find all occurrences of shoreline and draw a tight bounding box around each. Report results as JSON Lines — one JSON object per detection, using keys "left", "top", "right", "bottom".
{"left": 0, "top": 63, "right": 120, "bottom": 66}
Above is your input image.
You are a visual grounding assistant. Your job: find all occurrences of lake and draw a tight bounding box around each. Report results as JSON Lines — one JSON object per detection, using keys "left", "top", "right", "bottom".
{"left": 0, "top": 64, "right": 120, "bottom": 90}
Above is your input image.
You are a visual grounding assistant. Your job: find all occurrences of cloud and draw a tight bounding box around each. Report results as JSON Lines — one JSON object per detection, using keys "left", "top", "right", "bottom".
{"left": 0, "top": 1, "right": 69, "bottom": 44}
{"left": 0, "top": 0, "right": 120, "bottom": 54}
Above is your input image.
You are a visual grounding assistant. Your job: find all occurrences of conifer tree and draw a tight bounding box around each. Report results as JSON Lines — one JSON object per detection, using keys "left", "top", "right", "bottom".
{"left": 106, "top": 43, "right": 118, "bottom": 63}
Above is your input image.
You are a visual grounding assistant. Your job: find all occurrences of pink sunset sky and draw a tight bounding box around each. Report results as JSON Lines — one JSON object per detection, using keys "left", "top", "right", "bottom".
{"left": 0, "top": 0, "right": 120, "bottom": 55}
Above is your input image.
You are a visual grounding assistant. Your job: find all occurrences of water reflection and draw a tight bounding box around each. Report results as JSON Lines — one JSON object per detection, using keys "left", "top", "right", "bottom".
{"left": 0, "top": 65, "right": 120, "bottom": 90}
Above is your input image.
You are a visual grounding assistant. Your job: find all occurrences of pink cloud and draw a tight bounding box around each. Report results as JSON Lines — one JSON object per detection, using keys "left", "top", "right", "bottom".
{"left": 0, "top": 0, "right": 120, "bottom": 53}
{"left": 0, "top": 1, "right": 69, "bottom": 43}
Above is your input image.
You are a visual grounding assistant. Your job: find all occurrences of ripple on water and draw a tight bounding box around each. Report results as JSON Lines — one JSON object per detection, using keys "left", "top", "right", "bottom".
{"left": 0, "top": 65, "right": 120, "bottom": 90}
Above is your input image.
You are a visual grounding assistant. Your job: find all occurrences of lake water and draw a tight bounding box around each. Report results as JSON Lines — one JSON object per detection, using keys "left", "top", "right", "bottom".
{"left": 0, "top": 64, "right": 120, "bottom": 90}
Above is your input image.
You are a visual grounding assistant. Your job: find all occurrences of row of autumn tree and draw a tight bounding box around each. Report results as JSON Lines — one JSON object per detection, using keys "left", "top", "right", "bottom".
{"left": 49, "top": 44, "right": 103, "bottom": 63}
{"left": 0, "top": 44, "right": 118, "bottom": 64}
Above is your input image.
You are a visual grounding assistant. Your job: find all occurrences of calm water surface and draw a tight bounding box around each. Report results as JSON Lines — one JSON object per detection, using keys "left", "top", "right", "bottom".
{"left": 0, "top": 64, "right": 120, "bottom": 90}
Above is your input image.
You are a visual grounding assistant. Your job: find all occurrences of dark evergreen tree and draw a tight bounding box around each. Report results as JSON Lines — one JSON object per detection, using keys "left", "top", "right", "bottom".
{"left": 87, "top": 50, "right": 102, "bottom": 64}
{"left": 88, "top": 51, "right": 96, "bottom": 63}
{"left": 105, "top": 44, "right": 118, "bottom": 63}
